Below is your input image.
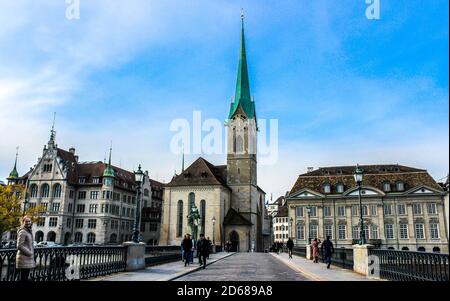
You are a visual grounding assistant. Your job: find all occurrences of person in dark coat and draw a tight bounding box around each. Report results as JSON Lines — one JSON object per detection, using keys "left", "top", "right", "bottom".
{"left": 16, "top": 216, "right": 36, "bottom": 281}
{"left": 182, "top": 234, "right": 193, "bottom": 266}
{"left": 321, "top": 236, "right": 335, "bottom": 269}
{"left": 286, "top": 238, "right": 294, "bottom": 259}
{"left": 197, "top": 234, "right": 210, "bottom": 269}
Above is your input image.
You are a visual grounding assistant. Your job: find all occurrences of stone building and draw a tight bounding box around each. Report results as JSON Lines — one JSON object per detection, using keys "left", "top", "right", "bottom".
{"left": 141, "top": 179, "right": 164, "bottom": 245}
{"left": 272, "top": 197, "right": 290, "bottom": 243}
{"left": 286, "top": 165, "right": 448, "bottom": 253}
{"left": 4, "top": 127, "right": 161, "bottom": 245}
{"left": 159, "top": 15, "right": 268, "bottom": 252}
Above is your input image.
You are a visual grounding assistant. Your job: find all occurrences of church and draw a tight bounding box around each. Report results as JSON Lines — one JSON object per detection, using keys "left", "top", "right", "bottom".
{"left": 159, "top": 14, "right": 270, "bottom": 252}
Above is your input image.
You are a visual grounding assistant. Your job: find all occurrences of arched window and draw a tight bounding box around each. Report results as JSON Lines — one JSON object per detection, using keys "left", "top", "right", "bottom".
{"left": 323, "top": 183, "right": 331, "bottom": 194}
{"left": 383, "top": 182, "right": 391, "bottom": 192}
{"left": 53, "top": 183, "right": 62, "bottom": 198}
{"left": 188, "top": 193, "right": 195, "bottom": 211}
{"left": 47, "top": 231, "right": 56, "bottom": 242}
{"left": 433, "top": 247, "right": 441, "bottom": 253}
{"left": 200, "top": 200, "right": 206, "bottom": 235}
{"left": 74, "top": 232, "right": 83, "bottom": 243}
{"left": 232, "top": 128, "right": 237, "bottom": 153}
{"left": 177, "top": 200, "right": 183, "bottom": 237}
{"left": 236, "top": 135, "right": 244, "bottom": 154}
{"left": 402, "top": 247, "right": 409, "bottom": 251}
{"left": 144, "top": 189, "right": 149, "bottom": 197}
{"left": 41, "top": 184, "right": 50, "bottom": 198}
{"left": 396, "top": 181, "right": 404, "bottom": 191}
{"left": 336, "top": 183, "right": 344, "bottom": 193}
{"left": 87, "top": 233, "right": 96, "bottom": 244}
{"left": 30, "top": 184, "right": 38, "bottom": 198}
{"left": 417, "top": 246, "right": 426, "bottom": 252}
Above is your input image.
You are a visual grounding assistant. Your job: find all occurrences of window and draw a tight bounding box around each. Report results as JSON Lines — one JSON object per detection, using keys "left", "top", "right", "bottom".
{"left": 75, "top": 219, "right": 84, "bottom": 228}
{"left": 397, "top": 204, "right": 406, "bottom": 215}
{"left": 41, "top": 184, "right": 50, "bottom": 198}
{"left": 49, "top": 217, "right": 58, "bottom": 227}
{"left": 53, "top": 184, "right": 62, "bottom": 198}
{"left": 69, "top": 190, "right": 74, "bottom": 199}
{"left": 30, "top": 185, "right": 38, "bottom": 198}
{"left": 177, "top": 200, "right": 183, "bottom": 237}
{"left": 396, "top": 181, "right": 404, "bottom": 191}
{"left": 78, "top": 191, "right": 86, "bottom": 200}
{"left": 87, "top": 233, "right": 96, "bottom": 243}
{"left": 399, "top": 224, "right": 408, "bottom": 239}
{"left": 383, "top": 182, "right": 391, "bottom": 192}
{"left": 310, "top": 225, "right": 318, "bottom": 240}
{"left": 66, "top": 218, "right": 72, "bottom": 228}
{"left": 384, "top": 204, "right": 393, "bottom": 215}
{"left": 78, "top": 177, "right": 86, "bottom": 184}
{"left": 89, "top": 204, "right": 98, "bottom": 213}
{"left": 364, "top": 225, "right": 369, "bottom": 240}
{"left": 149, "top": 223, "right": 158, "bottom": 232}
{"left": 337, "top": 206, "right": 345, "bottom": 217}
{"left": 427, "top": 203, "right": 437, "bottom": 214}
{"left": 385, "top": 224, "right": 394, "bottom": 239}
{"left": 336, "top": 183, "right": 344, "bottom": 193}
{"left": 297, "top": 225, "right": 305, "bottom": 240}
{"left": 74, "top": 232, "right": 83, "bottom": 243}
{"left": 338, "top": 225, "right": 346, "bottom": 239}
{"left": 296, "top": 207, "right": 304, "bottom": 217}
{"left": 430, "top": 223, "right": 439, "bottom": 239}
{"left": 352, "top": 205, "right": 359, "bottom": 216}
{"left": 90, "top": 191, "right": 99, "bottom": 200}
{"left": 324, "top": 206, "right": 332, "bottom": 217}
{"left": 370, "top": 205, "right": 377, "bottom": 216}
{"left": 144, "top": 189, "right": 150, "bottom": 196}
{"left": 76, "top": 204, "right": 85, "bottom": 213}
{"left": 413, "top": 203, "right": 422, "bottom": 215}
{"left": 41, "top": 202, "right": 48, "bottom": 211}
{"left": 37, "top": 217, "right": 45, "bottom": 227}
{"left": 309, "top": 207, "right": 317, "bottom": 217}
{"left": 362, "top": 205, "right": 368, "bottom": 216}
{"left": 415, "top": 224, "right": 425, "bottom": 239}
{"left": 371, "top": 225, "right": 379, "bottom": 239}
{"left": 92, "top": 177, "right": 100, "bottom": 184}
{"left": 88, "top": 219, "right": 97, "bottom": 229}
{"left": 323, "top": 184, "right": 331, "bottom": 194}
{"left": 51, "top": 202, "right": 60, "bottom": 212}
{"left": 324, "top": 225, "right": 333, "bottom": 239}
{"left": 352, "top": 226, "right": 360, "bottom": 239}
{"left": 42, "top": 164, "right": 52, "bottom": 173}
{"left": 68, "top": 203, "right": 73, "bottom": 213}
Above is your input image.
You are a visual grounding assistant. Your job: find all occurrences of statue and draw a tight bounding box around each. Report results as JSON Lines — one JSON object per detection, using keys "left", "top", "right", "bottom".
{"left": 188, "top": 204, "right": 201, "bottom": 244}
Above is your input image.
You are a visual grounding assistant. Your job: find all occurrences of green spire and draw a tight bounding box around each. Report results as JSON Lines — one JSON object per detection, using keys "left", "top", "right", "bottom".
{"left": 103, "top": 144, "right": 115, "bottom": 178}
{"left": 7, "top": 147, "right": 19, "bottom": 180}
{"left": 228, "top": 10, "right": 256, "bottom": 120}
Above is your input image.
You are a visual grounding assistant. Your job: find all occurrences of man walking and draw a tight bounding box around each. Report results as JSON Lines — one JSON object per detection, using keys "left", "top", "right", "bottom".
{"left": 197, "top": 234, "right": 210, "bottom": 269}
{"left": 182, "top": 234, "right": 193, "bottom": 267}
{"left": 286, "top": 237, "right": 294, "bottom": 259}
{"left": 321, "top": 236, "right": 335, "bottom": 269}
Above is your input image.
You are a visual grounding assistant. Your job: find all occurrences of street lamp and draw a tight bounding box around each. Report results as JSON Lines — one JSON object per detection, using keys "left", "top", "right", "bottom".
{"left": 354, "top": 164, "right": 366, "bottom": 245}
{"left": 132, "top": 164, "right": 144, "bottom": 243}
{"left": 306, "top": 206, "right": 312, "bottom": 244}
{"left": 289, "top": 217, "right": 293, "bottom": 239}
{"left": 212, "top": 216, "right": 216, "bottom": 252}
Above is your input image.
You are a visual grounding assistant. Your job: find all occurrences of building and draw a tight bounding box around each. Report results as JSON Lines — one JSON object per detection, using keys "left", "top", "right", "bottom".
{"left": 272, "top": 199, "right": 290, "bottom": 243}
{"left": 159, "top": 15, "right": 268, "bottom": 252}
{"left": 286, "top": 165, "right": 448, "bottom": 253}
{"left": 141, "top": 179, "right": 164, "bottom": 245}
{"left": 4, "top": 127, "right": 162, "bottom": 245}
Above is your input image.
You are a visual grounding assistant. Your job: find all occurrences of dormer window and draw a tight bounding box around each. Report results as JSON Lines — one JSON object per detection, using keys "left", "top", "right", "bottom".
{"left": 92, "top": 177, "right": 100, "bottom": 184}
{"left": 381, "top": 168, "right": 387, "bottom": 172}
{"left": 337, "top": 170, "right": 342, "bottom": 175}
{"left": 324, "top": 170, "right": 330, "bottom": 176}
{"left": 383, "top": 182, "right": 391, "bottom": 192}
{"left": 394, "top": 167, "right": 400, "bottom": 172}
{"left": 396, "top": 181, "right": 404, "bottom": 191}
{"left": 323, "top": 183, "right": 331, "bottom": 194}
{"left": 79, "top": 177, "right": 86, "bottom": 184}
{"left": 336, "top": 183, "right": 344, "bottom": 193}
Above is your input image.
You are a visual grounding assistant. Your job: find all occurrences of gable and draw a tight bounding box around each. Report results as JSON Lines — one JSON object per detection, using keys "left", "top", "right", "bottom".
{"left": 406, "top": 185, "right": 443, "bottom": 195}
{"left": 289, "top": 189, "right": 324, "bottom": 199}
{"left": 343, "top": 186, "right": 385, "bottom": 197}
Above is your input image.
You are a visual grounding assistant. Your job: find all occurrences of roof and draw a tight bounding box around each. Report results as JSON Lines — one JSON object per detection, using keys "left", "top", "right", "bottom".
{"left": 223, "top": 208, "right": 253, "bottom": 226}
{"left": 289, "top": 164, "right": 443, "bottom": 195}
{"left": 274, "top": 205, "right": 288, "bottom": 217}
{"left": 167, "top": 157, "right": 229, "bottom": 188}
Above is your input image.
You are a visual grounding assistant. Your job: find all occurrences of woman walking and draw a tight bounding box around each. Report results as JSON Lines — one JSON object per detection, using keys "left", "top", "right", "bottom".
{"left": 16, "top": 216, "right": 36, "bottom": 281}
{"left": 311, "top": 238, "right": 320, "bottom": 263}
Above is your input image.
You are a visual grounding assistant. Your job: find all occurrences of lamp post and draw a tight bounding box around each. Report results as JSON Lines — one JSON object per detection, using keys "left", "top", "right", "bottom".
{"left": 354, "top": 164, "right": 366, "bottom": 245}
{"left": 306, "top": 206, "right": 312, "bottom": 244}
{"left": 132, "top": 165, "right": 144, "bottom": 243}
{"left": 212, "top": 216, "right": 216, "bottom": 253}
{"left": 289, "top": 217, "right": 293, "bottom": 239}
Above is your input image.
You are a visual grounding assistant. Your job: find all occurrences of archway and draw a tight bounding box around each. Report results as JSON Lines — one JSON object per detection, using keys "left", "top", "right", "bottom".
{"left": 64, "top": 232, "right": 71, "bottom": 245}
{"left": 417, "top": 247, "right": 426, "bottom": 252}
{"left": 433, "top": 247, "right": 440, "bottom": 253}
{"left": 229, "top": 231, "right": 239, "bottom": 252}
{"left": 35, "top": 231, "right": 44, "bottom": 243}
{"left": 47, "top": 231, "right": 56, "bottom": 242}
{"left": 401, "top": 247, "right": 409, "bottom": 251}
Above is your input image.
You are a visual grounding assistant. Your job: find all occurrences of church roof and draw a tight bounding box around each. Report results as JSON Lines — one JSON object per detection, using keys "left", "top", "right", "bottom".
{"left": 223, "top": 208, "right": 253, "bottom": 226}
{"left": 167, "top": 157, "right": 229, "bottom": 188}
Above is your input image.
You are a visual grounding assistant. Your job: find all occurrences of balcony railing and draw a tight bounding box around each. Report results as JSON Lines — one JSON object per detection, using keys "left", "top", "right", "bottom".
{"left": 0, "top": 246, "right": 126, "bottom": 281}
{"left": 369, "top": 249, "right": 449, "bottom": 281}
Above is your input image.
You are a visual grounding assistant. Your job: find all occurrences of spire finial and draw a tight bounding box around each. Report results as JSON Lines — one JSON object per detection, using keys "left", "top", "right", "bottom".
{"left": 48, "top": 112, "right": 57, "bottom": 148}
{"left": 14, "top": 146, "right": 19, "bottom": 168}
{"left": 182, "top": 143, "right": 185, "bottom": 172}
{"left": 241, "top": 8, "right": 244, "bottom": 20}
{"left": 108, "top": 141, "right": 112, "bottom": 166}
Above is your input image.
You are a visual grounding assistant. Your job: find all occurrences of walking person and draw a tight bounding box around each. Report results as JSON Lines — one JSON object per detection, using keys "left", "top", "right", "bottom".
{"left": 321, "top": 236, "right": 335, "bottom": 269}
{"left": 182, "top": 234, "right": 193, "bottom": 267}
{"left": 206, "top": 237, "right": 212, "bottom": 259}
{"left": 197, "top": 234, "right": 210, "bottom": 269}
{"left": 16, "top": 216, "right": 36, "bottom": 281}
{"left": 311, "top": 238, "right": 320, "bottom": 263}
{"left": 286, "top": 237, "right": 294, "bottom": 259}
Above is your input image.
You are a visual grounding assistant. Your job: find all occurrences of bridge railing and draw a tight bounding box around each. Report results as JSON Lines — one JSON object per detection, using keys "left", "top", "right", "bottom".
{"left": 369, "top": 249, "right": 449, "bottom": 281}
{"left": 292, "top": 246, "right": 354, "bottom": 269}
{"left": 145, "top": 245, "right": 182, "bottom": 266}
{"left": 0, "top": 246, "right": 126, "bottom": 281}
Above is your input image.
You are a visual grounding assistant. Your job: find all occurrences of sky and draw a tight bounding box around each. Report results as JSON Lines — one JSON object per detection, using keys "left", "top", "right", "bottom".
{"left": 0, "top": 0, "right": 448, "bottom": 199}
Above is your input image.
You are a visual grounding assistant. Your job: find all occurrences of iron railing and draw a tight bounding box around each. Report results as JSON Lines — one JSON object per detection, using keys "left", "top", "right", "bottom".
{"left": 369, "top": 249, "right": 449, "bottom": 281}
{"left": 293, "top": 246, "right": 354, "bottom": 269}
{"left": 145, "top": 245, "right": 181, "bottom": 266}
{"left": 0, "top": 246, "right": 126, "bottom": 281}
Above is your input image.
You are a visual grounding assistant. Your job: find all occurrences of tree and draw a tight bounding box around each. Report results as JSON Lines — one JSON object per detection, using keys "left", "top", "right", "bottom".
{"left": 0, "top": 184, "right": 44, "bottom": 240}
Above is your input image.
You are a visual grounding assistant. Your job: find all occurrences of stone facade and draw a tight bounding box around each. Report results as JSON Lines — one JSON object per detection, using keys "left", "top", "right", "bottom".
{"left": 287, "top": 165, "right": 449, "bottom": 253}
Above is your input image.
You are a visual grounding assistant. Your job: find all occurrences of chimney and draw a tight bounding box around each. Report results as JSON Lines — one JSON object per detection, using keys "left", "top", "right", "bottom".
{"left": 307, "top": 167, "right": 314, "bottom": 173}
{"left": 69, "top": 147, "right": 76, "bottom": 154}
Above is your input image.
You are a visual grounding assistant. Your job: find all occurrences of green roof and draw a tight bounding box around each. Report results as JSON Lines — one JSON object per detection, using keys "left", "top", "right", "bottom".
{"left": 103, "top": 147, "right": 115, "bottom": 178}
{"left": 8, "top": 166, "right": 19, "bottom": 180}
{"left": 228, "top": 17, "right": 256, "bottom": 120}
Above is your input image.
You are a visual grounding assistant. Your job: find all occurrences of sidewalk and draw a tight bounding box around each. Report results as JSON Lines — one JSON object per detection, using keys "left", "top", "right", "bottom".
{"left": 270, "top": 252, "right": 378, "bottom": 281}
{"left": 88, "top": 252, "right": 235, "bottom": 281}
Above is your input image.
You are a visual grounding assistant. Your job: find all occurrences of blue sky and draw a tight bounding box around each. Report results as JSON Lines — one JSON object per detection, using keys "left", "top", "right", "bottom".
{"left": 0, "top": 0, "right": 448, "bottom": 198}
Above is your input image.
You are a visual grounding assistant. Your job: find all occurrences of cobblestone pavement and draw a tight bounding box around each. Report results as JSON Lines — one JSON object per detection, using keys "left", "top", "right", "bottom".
{"left": 174, "top": 253, "right": 309, "bottom": 281}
